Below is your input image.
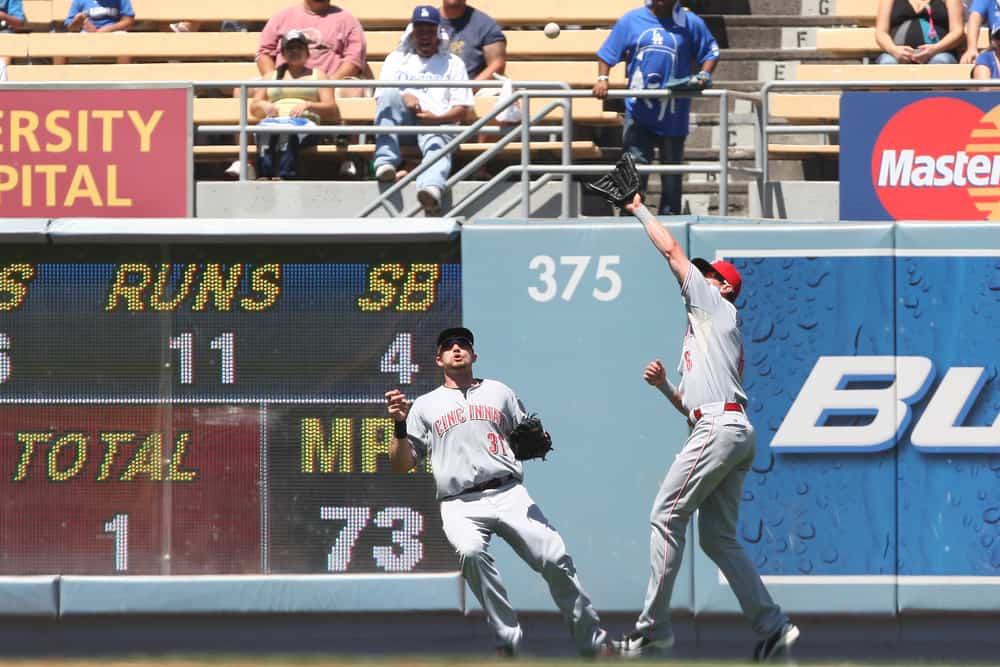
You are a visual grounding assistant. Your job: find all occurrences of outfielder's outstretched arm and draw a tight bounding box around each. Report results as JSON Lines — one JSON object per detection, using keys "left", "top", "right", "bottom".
{"left": 625, "top": 194, "right": 692, "bottom": 286}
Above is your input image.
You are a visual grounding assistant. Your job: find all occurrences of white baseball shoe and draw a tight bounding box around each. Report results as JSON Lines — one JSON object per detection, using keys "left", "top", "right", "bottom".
{"left": 417, "top": 185, "right": 442, "bottom": 215}
{"left": 612, "top": 630, "right": 674, "bottom": 658}
{"left": 753, "top": 622, "right": 800, "bottom": 662}
{"left": 374, "top": 163, "right": 396, "bottom": 182}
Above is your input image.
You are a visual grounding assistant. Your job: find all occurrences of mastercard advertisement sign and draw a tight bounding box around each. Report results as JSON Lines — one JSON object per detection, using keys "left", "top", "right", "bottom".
{"left": 840, "top": 91, "right": 1000, "bottom": 221}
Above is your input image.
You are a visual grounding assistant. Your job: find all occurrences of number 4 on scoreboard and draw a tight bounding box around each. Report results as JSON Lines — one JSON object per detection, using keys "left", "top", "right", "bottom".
{"left": 381, "top": 333, "right": 419, "bottom": 384}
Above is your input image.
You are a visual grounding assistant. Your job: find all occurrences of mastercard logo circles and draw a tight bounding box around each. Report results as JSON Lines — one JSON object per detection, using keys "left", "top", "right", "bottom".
{"left": 871, "top": 97, "right": 1000, "bottom": 221}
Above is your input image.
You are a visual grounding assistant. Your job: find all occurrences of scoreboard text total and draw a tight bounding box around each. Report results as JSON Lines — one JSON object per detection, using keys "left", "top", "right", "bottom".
{"left": 0, "top": 246, "right": 461, "bottom": 576}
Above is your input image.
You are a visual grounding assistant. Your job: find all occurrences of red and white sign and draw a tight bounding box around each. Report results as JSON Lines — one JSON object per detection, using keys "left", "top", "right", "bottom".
{"left": 0, "top": 87, "right": 190, "bottom": 217}
{"left": 871, "top": 97, "right": 1000, "bottom": 221}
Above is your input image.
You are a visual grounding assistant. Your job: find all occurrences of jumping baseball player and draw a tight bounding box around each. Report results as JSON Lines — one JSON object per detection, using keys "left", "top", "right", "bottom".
{"left": 586, "top": 157, "right": 799, "bottom": 661}
{"left": 385, "top": 327, "right": 611, "bottom": 658}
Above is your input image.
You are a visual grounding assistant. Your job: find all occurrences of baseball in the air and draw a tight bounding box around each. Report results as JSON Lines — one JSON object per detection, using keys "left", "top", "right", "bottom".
{"left": 544, "top": 22, "right": 560, "bottom": 38}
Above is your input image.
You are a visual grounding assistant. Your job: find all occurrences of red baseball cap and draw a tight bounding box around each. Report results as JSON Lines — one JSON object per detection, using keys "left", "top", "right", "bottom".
{"left": 692, "top": 258, "right": 742, "bottom": 300}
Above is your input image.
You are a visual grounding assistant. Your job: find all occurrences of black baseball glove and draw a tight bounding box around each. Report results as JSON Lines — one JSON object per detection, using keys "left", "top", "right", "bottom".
{"left": 508, "top": 414, "right": 553, "bottom": 461}
{"left": 584, "top": 153, "right": 642, "bottom": 207}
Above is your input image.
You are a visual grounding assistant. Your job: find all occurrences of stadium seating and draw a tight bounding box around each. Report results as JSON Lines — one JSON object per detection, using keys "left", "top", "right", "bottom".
{"left": 0, "top": 33, "right": 28, "bottom": 59}
{"left": 11, "top": 28, "right": 609, "bottom": 61}
{"left": 5, "top": 61, "right": 626, "bottom": 88}
{"left": 766, "top": 64, "right": 975, "bottom": 158}
{"left": 27, "top": 0, "right": 633, "bottom": 27}
{"left": 189, "top": 96, "right": 619, "bottom": 125}
{"left": 816, "top": 27, "right": 990, "bottom": 54}
{"left": 191, "top": 141, "right": 603, "bottom": 163}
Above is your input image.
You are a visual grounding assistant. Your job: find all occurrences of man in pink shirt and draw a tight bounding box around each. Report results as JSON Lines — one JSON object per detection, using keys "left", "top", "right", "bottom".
{"left": 256, "top": 0, "right": 367, "bottom": 81}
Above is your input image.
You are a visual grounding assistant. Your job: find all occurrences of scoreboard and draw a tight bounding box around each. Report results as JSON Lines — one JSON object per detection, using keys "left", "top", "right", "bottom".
{"left": 0, "top": 235, "right": 462, "bottom": 576}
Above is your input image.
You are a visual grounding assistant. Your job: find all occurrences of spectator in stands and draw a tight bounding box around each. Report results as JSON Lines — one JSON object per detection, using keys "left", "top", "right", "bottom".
{"left": 439, "top": 0, "right": 507, "bottom": 83}
{"left": 962, "top": 0, "right": 998, "bottom": 64}
{"left": 229, "top": 0, "right": 369, "bottom": 178}
{"left": 60, "top": 0, "right": 135, "bottom": 64}
{"left": 0, "top": 0, "right": 25, "bottom": 68}
{"left": 972, "top": 23, "right": 1000, "bottom": 81}
{"left": 373, "top": 5, "right": 473, "bottom": 215}
{"left": 166, "top": 20, "right": 251, "bottom": 33}
{"left": 251, "top": 30, "right": 340, "bottom": 179}
{"left": 64, "top": 0, "right": 135, "bottom": 33}
{"left": 0, "top": 0, "right": 25, "bottom": 33}
{"left": 256, "top": 0, "right": 367, "bottom": 94}
{"left": 592, "top": 1, "right": 719, "bottom": 216}
{"left": 875, "top": 0, "right": 963, "bottom": 64}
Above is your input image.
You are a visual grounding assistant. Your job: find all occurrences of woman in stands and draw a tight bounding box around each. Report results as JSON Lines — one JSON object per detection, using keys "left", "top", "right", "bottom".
{"left": 251, "top": 29, "right": 340, "bottom": 179}
{"left": 875, "top": 0, "right": 964, "bottom": 64}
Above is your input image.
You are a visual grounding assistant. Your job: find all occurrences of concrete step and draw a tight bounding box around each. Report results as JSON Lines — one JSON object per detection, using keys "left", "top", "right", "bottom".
{"left": 702, "top": 14, "right": 865, "bottom": 27}
{"left": 688, "top": 0, "right": 806, "bottom": 15}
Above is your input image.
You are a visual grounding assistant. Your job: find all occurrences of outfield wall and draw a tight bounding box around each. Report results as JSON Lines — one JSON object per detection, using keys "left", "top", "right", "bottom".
{"left": 2, "top": 217, "right": 999, "bottom": 620}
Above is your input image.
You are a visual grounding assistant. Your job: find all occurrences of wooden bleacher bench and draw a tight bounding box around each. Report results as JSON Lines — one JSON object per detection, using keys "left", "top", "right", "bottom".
{"left": 192, "top": 96, "right": 620, "bottom": 126}
{"left": 191, "top": 140, "right": 603, "bottom": 163}
{"left": 38, "top": 0, "right": 633, "bottom": 26}
{"left": 5, "top": 60, "right": 626, "bottom": 88}
{"left": 770, "top": 93, "right": 840, "bottom": 122}
{"left": 22, "top": 0, "right": 53, "bottom": 26}
{"left": 765, "top": 62, "right": 978, "bottom": 159}
{"left": 770, "top": 64, "right": 974, "bottom": 125}
{"left": 829, "top": 0, "right": 877, "bottom": 22}
{"left": 795, "top": 63, "right": 973, "bottom": 82}
{"left": 189, "top": 98, "right": 620, "bottom": 141}
{"left": 24, "top": 31, "right": 260, "bottom": 58}
{"left": 367, "top": 29, "right": 609, "bottom": 59}
{"left": 0, "top": 33, "right": 28, "bottom": 59}
{"left": 817, "top": 27, "right": 990, "bottom": 53}
{"left": 766, "top": 144, "right": 839, "bottom": 159}
{"left": 15, "top": 29, "right": 608, "bottom": 61}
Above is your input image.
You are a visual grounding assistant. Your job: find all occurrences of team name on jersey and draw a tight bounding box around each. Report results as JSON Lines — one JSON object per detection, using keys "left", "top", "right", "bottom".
{"left": 433, "top": 404, "right": 511, "bottom": 437}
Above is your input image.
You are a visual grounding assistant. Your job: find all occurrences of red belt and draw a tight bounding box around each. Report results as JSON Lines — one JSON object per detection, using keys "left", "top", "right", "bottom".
{"left": 692, "top": 402, "right": 744, "bottom": 422}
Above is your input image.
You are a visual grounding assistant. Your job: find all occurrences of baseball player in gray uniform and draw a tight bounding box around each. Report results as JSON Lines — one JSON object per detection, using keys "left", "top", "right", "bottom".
{"left": 614, "top": 193, "right": 800, "bottom": 661}
{"left": 385, "top": 327, "right": 611, "bottom": 658}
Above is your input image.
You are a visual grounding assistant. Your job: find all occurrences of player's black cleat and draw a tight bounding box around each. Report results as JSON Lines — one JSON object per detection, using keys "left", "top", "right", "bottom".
{"left": 495, "top": 644, "right": 517, "bottom": 659}
{"left": 753, "top": 622, "right": 800, "bottom": 662}
{"left": 612, "top": 629, "right": 674, "bottom": 658}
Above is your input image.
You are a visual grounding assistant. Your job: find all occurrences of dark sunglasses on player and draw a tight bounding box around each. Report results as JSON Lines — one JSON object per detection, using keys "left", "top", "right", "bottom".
{"left": 439, "top": 337, "right": 472, "bottom": 350}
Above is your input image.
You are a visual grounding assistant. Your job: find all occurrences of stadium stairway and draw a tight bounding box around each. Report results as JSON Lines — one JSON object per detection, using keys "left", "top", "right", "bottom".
{"left": 646, "top": 0, "right": 855, "bottom": 217}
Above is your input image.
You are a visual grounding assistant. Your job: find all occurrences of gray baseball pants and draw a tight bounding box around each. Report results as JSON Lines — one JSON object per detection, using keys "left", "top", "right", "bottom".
{"left": 635, "top": 408, "right": 788, "bottom": 642}
{"left": 440, "top": 480, "right": 607, "bottom": 655}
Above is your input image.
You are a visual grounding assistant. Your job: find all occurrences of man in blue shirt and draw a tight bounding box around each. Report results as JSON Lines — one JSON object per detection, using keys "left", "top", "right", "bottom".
{"left": 439, "top": 0, "right": 506, "bottom": 82}
{"left": 593, "top": 0, "right": 719, "bottom": 215}
{"left": 64, "top": 0, "right": 135, "bottom": 33}
{"left": 963, "top": 0, "right": 998, "bottom": 63}
{"left": 973, "top": 23, "right": 1000, "bottom": 79}
{"left": 0, "top": 0, "right": 25, "bottom": 33}
{"left": 0, "top": 0, "right": 23, "bottom": 70}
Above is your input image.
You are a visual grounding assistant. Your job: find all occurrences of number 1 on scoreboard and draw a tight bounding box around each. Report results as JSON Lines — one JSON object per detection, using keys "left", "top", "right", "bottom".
{"left": 103, "top": 513, "right": 129, "bottom": 572}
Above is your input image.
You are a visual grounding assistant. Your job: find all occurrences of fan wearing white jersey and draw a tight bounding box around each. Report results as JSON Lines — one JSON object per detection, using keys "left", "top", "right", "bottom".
{"left": 614, "top": 193, "right": 800, "bottom": 662}
{"left": 385, "top": 327, "right": 611, "bottom": 658}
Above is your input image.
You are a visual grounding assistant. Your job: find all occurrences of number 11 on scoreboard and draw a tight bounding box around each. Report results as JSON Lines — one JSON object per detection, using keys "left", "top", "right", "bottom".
{"left": 169, "top": 332, "right": 235, "bottom": 384}
{"left": 103, "top": 513, "right": 129, "bottom": 572}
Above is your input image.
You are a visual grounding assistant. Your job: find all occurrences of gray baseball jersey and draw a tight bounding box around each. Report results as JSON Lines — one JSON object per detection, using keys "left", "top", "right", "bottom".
{"left": 676, "top": 265, "right": 748, "bottom": 412}
{"left": 406, "top": 379, "right": 525, "bottom": 499}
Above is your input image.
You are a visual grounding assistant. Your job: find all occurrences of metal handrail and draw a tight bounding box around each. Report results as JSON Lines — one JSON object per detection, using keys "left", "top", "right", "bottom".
{"left": 191, "top": 79, "right": 763, "bottom": 218}
{"left": 758, "top": 78, "right": 1000, "bottom": 217}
